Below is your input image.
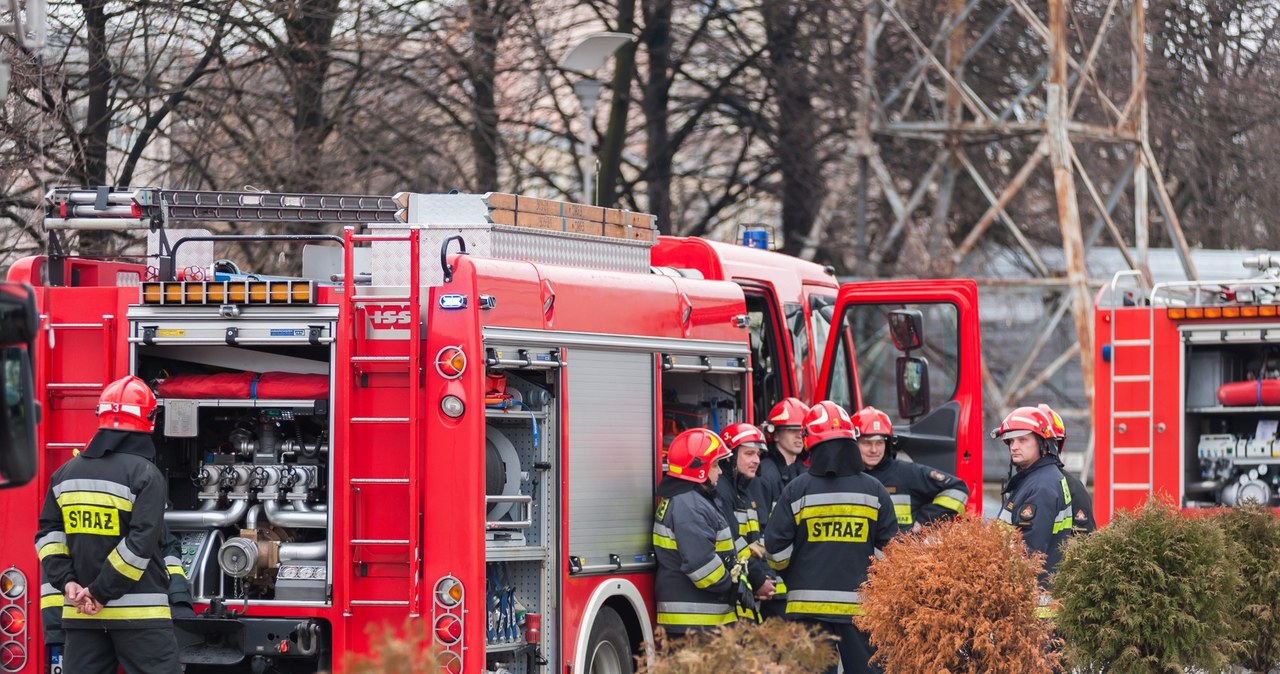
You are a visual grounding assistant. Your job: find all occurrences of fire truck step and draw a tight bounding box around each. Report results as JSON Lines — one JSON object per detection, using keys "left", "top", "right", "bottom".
{"left": 1112, "top": 447, "right": 1151, "bottom": 455}
{"left": 351, "top": 295, "right": 412, "bottom": 303}
{"left": 350, "top": 417, "right": 410, "bottom": 423}
{"left": 1112, "top": 375, "right": 1152, "bottom": 382}
{"left": 1113, "top": 411, "right": 1151, "bottom": 418}
{"left": 1112, "top": 483, "right": 1152, "bottom": 490}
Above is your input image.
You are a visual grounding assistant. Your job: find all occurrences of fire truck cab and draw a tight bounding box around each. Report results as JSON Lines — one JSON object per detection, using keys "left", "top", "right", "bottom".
{"left": 0, "top": 187, "right": 984, "bottom": 674}
{"left": 1096, "top": 256, "right": 1280, "bottom": 524}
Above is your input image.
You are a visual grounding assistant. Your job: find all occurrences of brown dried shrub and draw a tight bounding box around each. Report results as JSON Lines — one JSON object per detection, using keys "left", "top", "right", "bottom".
{"left": 858, "top": 516, "right": 1060, "bottom": 674}
{"left": 640, "top": 622, "right": 837, "bottom": 674}
{"left": 333, "top": 618, "right": 445, "bottom": 674}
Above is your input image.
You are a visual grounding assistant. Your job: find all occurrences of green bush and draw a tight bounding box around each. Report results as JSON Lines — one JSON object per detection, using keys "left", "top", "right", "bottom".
{"left": 1052, "top": 500, "right": 1242, "bottom": 674}
{"left": 858, "top": 516, "right": 1060, "bottom": 674}
{"left": 641, "top": 622, "right": 836, "bottom": 674}
{"left": 1212, "top": 504, "right": 1280, "bottom": 672}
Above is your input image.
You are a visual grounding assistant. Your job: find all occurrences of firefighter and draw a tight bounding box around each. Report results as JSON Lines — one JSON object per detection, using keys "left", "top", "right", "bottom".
{"left": 763, "top": 401, "right": 897, "bottom": 674}
{"left": 715, "top": 423, "right": 779, "bottom": 620}
{"left": 43, "top": 526, "right": 193, "bottom": 671}
{"left": 994, "top": 406, "right": 1073, "bottom": 586}
{"left": 853, "top": 406, "right": 970, "bottom": 534}
{"left": 653, "top": 428, "right": 741, "bottom": 635}
{"left": 1037, "top": 404, "right": 1096, "bottom": 534}
{"left": 756, "top": 397, "right": 810, "bottom": 517}
{"left": 34, "top": 375, "right": 180, "bottom": 674}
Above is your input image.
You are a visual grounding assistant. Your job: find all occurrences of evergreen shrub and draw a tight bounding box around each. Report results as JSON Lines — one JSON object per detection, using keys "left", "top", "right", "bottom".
{"left": 1211, "top": 504, "right": 1280, "bottom": 672}
{"left": 1053, "top": 500, "right": 1241, "bottom": 674}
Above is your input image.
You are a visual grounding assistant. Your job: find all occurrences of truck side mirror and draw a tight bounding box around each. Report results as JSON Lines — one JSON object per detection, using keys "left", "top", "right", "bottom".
{"left": 0, "top": 283, "right": 38, "bottom": 490}
{"left": 896, "top": 355, "right": 931, "bottom": 420}
{"left": 888, "top": 309, "right": 925, "bottom": 351}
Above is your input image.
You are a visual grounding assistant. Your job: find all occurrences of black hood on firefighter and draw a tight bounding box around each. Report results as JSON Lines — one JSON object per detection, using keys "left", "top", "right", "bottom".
{"left": 657, "top": 473, "right": 717, "bottom": 502}
{"left": 807, "top": 437, "right": 864, "bottom": 477}
{"left": 80, "top": 429, "right": 157, "bottom": 460}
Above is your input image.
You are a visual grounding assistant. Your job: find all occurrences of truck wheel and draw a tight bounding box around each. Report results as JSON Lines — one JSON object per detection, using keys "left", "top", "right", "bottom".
{"left": 585, "top": 607, "right": 633, "bottom": 674}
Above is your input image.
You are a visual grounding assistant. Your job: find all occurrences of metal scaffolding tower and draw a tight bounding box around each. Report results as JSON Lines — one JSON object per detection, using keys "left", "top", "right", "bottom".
{"left": 852, "top": 0, "right": 1197, "bottom": 475}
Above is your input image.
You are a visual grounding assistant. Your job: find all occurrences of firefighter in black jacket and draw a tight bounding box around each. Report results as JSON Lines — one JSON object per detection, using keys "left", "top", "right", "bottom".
{"left": 763, "top": 401, "right": 897, "bottom": 674}
{"left": 34, "top": 375, "right": 180, "bottom": 674}
{"left": 715, "top": 423, "right": 779, "bottom": 621}
{"left": 1038, "top": 404, "right": 1096, "bottom": 534}
{"left": 42, "top": 527, "right": 193, "bottom": 671}
{"left": 654, "top": 428, "right": 739, "bottom": 634}
{"left": 994, "top": 406, "right": 1073, "bottom": 590}
{"left": 755, "top": 397, "right": 810, "bottom": 518}
{"left": 853, "top": 407, "right": 970, "bottom": 534}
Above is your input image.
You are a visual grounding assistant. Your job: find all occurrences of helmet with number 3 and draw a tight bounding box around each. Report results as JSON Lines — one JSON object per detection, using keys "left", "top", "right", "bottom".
{"left": 666, "top": 429, "right": 731, "bottom": 483}
{"left": 96, "top": 375, "right": 157, "bottom": 433}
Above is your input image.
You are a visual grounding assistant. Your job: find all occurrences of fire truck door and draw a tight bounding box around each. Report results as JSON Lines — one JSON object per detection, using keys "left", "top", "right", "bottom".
{"left": 815, "top": 280, "right": 983, "bottom": 509}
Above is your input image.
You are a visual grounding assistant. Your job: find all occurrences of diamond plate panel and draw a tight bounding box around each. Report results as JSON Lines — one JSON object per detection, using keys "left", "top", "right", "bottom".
{"left": 367, "top": 196, "right": 654, "bottom": 287}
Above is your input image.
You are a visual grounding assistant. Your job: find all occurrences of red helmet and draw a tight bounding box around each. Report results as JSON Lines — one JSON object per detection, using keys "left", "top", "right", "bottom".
{"left": 803, "top": 400, "right": 856, "bottom": 449}
{"left": 853, "top": 407, "right": 893, "bottom": 440}
{"left": 721, "top": 423, "right": 766, "bottom": 452}
{"left": 666, "top": 429, "right": 731, "bottom": 483}
{"left": 97, "top": 375, "right": 157, "bottom": 433}
{"left": 766, "top": 397, "right": 809, "bottom": 431}
{"left": 1037, "top": 404, "right": 1066, "bottom": 449}
{"left": 990, "top": 406, "right": 1054, "bottom": 443}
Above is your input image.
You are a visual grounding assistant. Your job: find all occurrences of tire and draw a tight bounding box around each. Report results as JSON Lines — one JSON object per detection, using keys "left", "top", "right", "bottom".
{"left": 585, "top": 607, "right": 634, "bottom": 674}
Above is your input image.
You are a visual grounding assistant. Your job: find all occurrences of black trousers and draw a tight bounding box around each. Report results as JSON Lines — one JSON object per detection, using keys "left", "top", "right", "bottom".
{"left": 801, "top": 619, "right": 881, "bottom": 674}
{"left": 65, "top": 626, "right": 181, "bottom": 674}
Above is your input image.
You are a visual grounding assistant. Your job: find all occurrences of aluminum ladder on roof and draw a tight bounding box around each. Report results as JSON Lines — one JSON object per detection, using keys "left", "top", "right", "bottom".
{"left": 1106, "top": 270, "right": 1156, "bottom": 519}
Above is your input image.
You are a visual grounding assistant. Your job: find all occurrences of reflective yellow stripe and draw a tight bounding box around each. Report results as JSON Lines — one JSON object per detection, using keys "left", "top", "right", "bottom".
{"left": 41, "top": 594, "right": 62, "bottom": 610}
{"left": 787, "top": 600, "right": 864, "bottom": 616}
{"left": 693, "top": 563, "right": 726, "bottom": 589}
{"left": 774, "top": 580, "right": 787, "bottom": 593}
{"left": 738, "top": 520, "right": 760, "bottom": 535}
{"left": 933, "top": 495, "right": 966, "bottom": 514}
{"left": 167, "top": 565, "right": 186, "bottom": 578}
{"left": 735, "top": 605, "right": 759, "bottom": 620}
{"left": 657, "top": 611, "right": 736, "bottom": 626}
{"left": 894, "top": 503, "right": 913, "bottom": 525}
{"left": 108, "top": 549, "right": 145, "bottom": 581}
{"left": 62, "top": 605, "right": 171, "bottom": 621}
{"left": 652, "top": 534, "right": 677, "bottom": 550}
{"left": 795, "top": 504, "right": 879, "bottom": 523}
{"left": 38, "top": 543, "right": 70, "bottom": 560}
{"left": 767, "top": 558, "right": 790, "bottom": 571}
{"left": 1052, "top": 518, "right": 1072, "bottom": 534}
{"left": 714, "top": 539, "right": 734, "bottom": 553}
{"left": 736, "top": 547, "right": 752, "bottom": 562}
{"left": 56, "top": 491, "right": 133, "bottom": 512}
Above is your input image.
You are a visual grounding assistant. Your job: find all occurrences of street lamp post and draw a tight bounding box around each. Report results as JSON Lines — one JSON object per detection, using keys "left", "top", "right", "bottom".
{"left": 560, "top": 32, "right": 637, "bottom": 205}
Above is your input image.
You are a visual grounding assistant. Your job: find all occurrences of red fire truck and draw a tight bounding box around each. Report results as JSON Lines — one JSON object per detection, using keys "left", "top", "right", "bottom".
{"left": 0, "top": 187, "right": 984, "bottom": 674}
{"left": 1095, "top": 256, "right": 1280, "bottom": 525}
